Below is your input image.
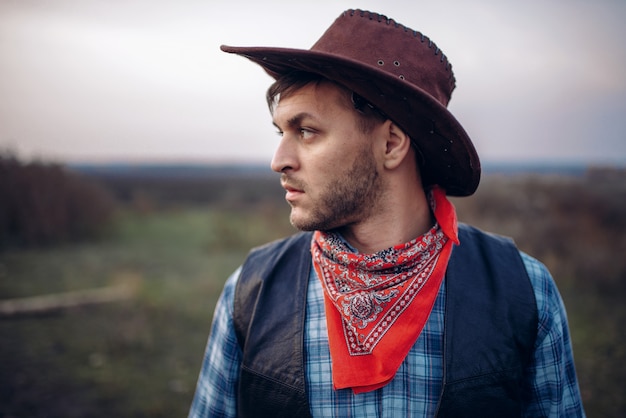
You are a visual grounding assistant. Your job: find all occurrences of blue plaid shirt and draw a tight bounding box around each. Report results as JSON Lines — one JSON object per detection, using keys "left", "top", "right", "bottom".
{"left": 189, "top": 252, "right": 585, "bottom": 417}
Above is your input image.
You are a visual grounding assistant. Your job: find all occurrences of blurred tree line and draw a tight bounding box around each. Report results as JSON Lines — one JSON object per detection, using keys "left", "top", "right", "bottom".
{"left": 0, "top": 153, "right": 116, "bottom": 248}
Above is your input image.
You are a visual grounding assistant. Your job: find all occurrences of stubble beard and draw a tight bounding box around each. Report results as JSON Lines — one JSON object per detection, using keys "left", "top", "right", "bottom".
{"left": 289, "top": 146, "right": 383, "bottom": 232}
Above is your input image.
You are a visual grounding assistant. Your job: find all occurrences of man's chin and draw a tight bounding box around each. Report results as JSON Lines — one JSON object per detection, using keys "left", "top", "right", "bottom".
{"left": 290, "top": 211, "right": 342, "bottom": 232}
{"left": 290, "top": 211, "right": 321, "bottom": 232}
{"left": 290, "top": 218, "right": 316, "bottom": 232}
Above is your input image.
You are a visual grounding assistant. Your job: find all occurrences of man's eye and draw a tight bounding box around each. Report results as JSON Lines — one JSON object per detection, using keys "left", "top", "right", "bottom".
{"left": 300, "top": 129, "right": 315, "bottom": 140}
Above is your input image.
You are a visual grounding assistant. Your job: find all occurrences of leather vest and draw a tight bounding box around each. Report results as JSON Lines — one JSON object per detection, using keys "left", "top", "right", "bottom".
{"left": 233, "top": 224, "right": 537, "bottom": 417}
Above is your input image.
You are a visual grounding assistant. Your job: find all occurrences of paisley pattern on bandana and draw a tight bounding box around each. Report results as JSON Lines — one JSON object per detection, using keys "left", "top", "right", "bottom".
{"left": 311, "top": 186, "right": 459, "bottom": 393}
{"left": 312, "top": 226, "right": 447, "bottom": 355}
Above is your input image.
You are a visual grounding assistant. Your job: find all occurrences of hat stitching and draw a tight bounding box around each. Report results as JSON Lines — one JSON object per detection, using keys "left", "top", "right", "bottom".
{"left": 347, "top": 9, "right": 452, "bottom": 73}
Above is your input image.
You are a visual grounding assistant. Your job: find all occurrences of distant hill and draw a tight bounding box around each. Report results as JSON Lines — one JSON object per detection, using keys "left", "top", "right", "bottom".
{"left": 480, "top": 161, "right": 589, "bottom": 176}
{"left": 68, "top": 160, "right": 599, "bottom": 179}
{"left": 68, "top": 162, "right": 276, "bottom": 179}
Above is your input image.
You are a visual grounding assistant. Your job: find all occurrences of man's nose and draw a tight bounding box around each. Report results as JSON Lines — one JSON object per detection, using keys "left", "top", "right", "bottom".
{"left": 270, "top": 136, "right": 298, "bottom": 173}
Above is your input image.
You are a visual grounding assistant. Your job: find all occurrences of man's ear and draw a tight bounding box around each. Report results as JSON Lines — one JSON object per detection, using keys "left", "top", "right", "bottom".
{"left": 382, "top": 120, "right": 412, "bottom": 170}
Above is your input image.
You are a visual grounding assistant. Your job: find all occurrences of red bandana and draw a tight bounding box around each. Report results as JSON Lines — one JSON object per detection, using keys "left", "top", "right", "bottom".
{"left": 311, "top": 186, "right": 459, "bottom": 393}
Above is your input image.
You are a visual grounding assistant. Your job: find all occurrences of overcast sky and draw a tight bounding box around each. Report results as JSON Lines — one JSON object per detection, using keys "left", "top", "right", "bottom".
{"left": 1, "top": 0, "right": 625, "bottom": 165}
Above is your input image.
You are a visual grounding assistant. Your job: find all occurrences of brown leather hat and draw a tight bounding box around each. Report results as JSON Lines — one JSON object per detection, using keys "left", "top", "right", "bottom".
{"left": 221, "top": 9, "right": 480, "bottom": 196}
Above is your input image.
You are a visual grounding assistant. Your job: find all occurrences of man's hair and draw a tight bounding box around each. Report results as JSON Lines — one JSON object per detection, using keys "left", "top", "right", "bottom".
{"left": 266, "top": 71, "right": 387, "bottom": 134}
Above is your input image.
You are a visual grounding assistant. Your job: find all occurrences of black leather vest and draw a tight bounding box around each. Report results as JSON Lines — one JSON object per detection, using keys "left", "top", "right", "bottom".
{"left": 233, "top": 224, "right": 537, "bottom": 418}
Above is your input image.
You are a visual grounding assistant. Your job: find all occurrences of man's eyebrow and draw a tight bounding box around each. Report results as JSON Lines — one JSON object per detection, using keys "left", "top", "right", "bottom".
{"left": 273, "top": 112, "right": 317, "bottom": 129}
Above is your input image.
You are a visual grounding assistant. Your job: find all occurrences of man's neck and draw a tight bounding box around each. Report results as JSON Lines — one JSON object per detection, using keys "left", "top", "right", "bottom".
{"left": 337, "top": 190, "right": 434, "bottom": 254}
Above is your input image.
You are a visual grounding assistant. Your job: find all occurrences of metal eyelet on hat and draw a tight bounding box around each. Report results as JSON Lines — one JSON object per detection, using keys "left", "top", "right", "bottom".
{"left": 349, "top": 10, "right": 452, "bottom": 75}
{"left": 394, "top": 61, "right": 400, "bottom": 67}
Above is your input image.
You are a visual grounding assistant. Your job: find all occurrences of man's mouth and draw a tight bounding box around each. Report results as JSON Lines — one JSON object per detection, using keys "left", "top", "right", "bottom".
{"left": 281, "top": 177, "right": 305, "bottom": 202}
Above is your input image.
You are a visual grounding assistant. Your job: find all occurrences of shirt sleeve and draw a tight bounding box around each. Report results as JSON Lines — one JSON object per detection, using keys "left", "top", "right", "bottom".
{"left": 520, "top": 253, "right": 586, "bottom": 417}
{"left": 189, "top": 268, "right": 241, "bottom": 418}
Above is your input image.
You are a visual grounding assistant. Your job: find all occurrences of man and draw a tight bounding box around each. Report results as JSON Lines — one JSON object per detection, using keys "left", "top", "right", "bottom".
{"left": 190, "top": 9, "right": 585, "bottom": 417}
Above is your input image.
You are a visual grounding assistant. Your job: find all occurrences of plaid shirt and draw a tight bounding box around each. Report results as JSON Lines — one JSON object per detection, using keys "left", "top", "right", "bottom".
{"left": 189, "top": 252, "right": 585, "bottom": 417}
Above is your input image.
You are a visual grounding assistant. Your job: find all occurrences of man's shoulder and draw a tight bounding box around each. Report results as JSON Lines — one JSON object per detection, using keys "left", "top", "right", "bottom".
{"left": 457, "top": 223, "right": 550, "bottom": 278}
{"left": 457, "top": 223, "right": 555, "bottom": 303}
{"left": 239, "top": 231, "right": 313, "bottom": 287}
{"left": 235, "top": 232, "right": 313, "bottom": 347}
{"left": 457, "top": 222, "right": 516, "bottom": 247}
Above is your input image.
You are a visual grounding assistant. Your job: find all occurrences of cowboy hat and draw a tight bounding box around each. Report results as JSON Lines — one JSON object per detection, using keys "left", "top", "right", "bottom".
{"left": 221, "top": 9, "right": 480, "bottom": 196}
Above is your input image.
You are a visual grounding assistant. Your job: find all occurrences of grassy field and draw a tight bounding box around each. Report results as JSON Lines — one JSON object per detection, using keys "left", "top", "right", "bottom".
{"left": 1, "top": 168, "right": 625, "bottom": 417}
{"left": 0, "top": 206, "right": 294, "bottom": 417}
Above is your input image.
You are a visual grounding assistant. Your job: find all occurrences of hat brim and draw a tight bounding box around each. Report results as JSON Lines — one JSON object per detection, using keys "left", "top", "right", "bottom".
{"left": 221, "top": 45, "right": 480, "bottom": 197}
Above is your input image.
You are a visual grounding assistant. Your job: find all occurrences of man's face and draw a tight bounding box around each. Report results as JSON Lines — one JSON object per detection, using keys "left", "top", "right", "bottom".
{"left": 271, "top": 82, "right": 385, "bottom": 231}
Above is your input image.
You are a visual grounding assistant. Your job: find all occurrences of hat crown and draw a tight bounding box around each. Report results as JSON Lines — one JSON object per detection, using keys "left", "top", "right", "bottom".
{"left": 311, "top": 9, "right": 455, "bottom": 107}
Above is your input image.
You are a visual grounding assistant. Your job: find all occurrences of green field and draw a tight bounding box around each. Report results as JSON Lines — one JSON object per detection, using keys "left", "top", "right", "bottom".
{"left": 0, "top": 206, "right": 294, "bottom": 417}
{"left": 1, "top": 169, "right": 625, "bottom": 417}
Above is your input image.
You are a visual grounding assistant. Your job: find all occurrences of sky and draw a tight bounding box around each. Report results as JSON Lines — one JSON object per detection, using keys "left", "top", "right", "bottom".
{"left": 1, "top": 0, "right": 625, "bottom": 165}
